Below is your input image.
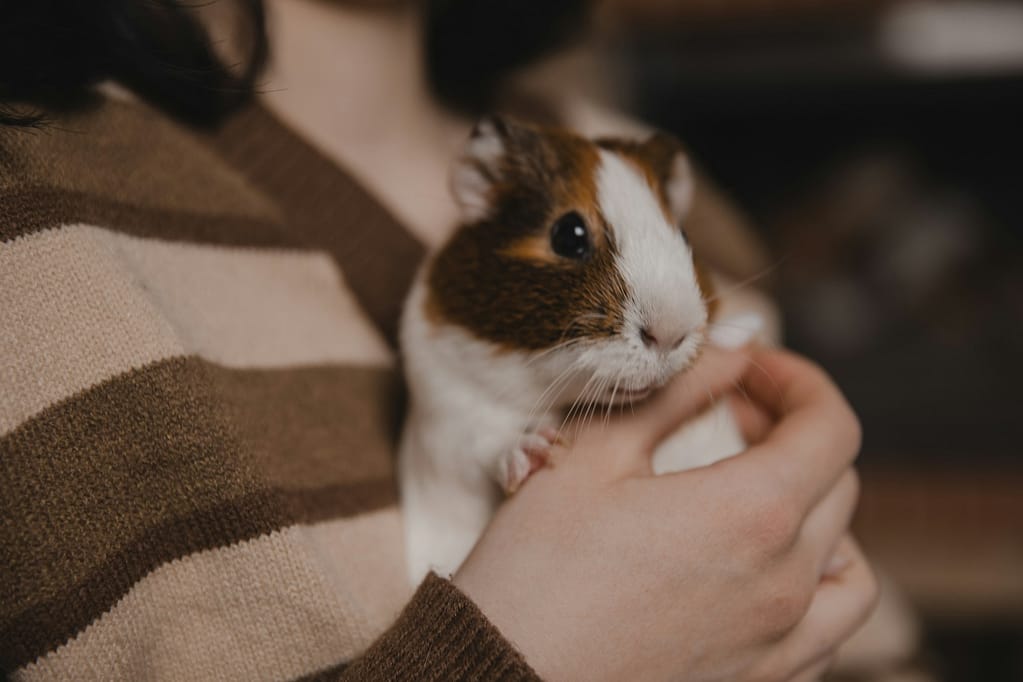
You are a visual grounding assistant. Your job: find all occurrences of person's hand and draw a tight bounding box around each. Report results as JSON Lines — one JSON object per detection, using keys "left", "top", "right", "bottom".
{"left": 454, "top": 346, "right": 878, "bottom": 682}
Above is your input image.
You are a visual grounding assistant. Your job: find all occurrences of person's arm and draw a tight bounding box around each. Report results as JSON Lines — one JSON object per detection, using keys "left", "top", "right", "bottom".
{"left": 342, "top": 344, "right": 872, "bottom": 682}
{"left": 337, "top": 574, "right": 538, "bottom": 681}
{"left": 330, "top": 345, "right": 873, "bottom": 682}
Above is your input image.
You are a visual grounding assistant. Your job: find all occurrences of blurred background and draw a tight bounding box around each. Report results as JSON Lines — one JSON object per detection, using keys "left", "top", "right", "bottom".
{"left": 441, "top": 0, "right": 1022, "bottom": 680}
{"left": 3, "top": 0, "right": 1018, "bottom": 678}
{"left": 594, "top": 2, "right": 1023, "bottom": 680}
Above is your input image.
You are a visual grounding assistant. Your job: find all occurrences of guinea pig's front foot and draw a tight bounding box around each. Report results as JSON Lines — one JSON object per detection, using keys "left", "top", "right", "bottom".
{"left": 499, "top": 426, "right": 562, "bottom": 494}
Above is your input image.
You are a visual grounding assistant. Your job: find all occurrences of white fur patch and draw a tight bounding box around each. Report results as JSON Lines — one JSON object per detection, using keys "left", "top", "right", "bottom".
{"left": 467, "top": 121, "right": 505, "bottom": 162}
{"left": 595, "top": 150, "right": 707, "bottom": 350}
{"left": 451, "top": 162, "right": 492, "bottom": 222}
{"left": 450, "top": 120, "right": 507, "bottom": 222}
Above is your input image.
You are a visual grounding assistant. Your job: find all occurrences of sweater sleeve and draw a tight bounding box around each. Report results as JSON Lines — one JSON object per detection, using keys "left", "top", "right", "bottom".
{"left": 337, "top": 574, "right": 541, "bottom": 681}
{"left": 1, "top": 102, "right": 540, "bottom": 682}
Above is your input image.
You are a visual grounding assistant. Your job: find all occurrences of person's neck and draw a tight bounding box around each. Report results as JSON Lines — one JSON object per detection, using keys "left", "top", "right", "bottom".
{"left": 262, "top": 0, "right": 469, "bottom": 243}
{"left": 264, "top": 0, "right": 438, "bottom": 144}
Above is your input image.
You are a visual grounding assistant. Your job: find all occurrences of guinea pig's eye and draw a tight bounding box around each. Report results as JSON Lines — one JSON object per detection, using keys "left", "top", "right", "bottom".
{"left": 550, "top": 211, "right": 591, "bottom": 260}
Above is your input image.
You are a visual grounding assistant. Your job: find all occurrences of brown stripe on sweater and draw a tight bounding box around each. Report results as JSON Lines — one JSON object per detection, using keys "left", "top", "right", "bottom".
{"left": 283, "top": 479, "right": 397, "bottom": 524}
{"left": 3, "top": 96, "right": 427, "bottom": 346}
{"left": 214, "top": 363, "right": 401, "bottom": 489}
{"left": 0, "top": 98, "right": 278, "bottom": 215}
{"left": 341, "top": 574, "right": 540, "bottom": 681}
{"left": 294, "top": 662, "right": 349, "bottom": 682}
{"left": 210, "top": 105, "right": 426, "bottom": 347}
{"left": 1, "top": 225, "right": 392, "bottom": 436}
{"left": 1, "top": 491, "right": 281, "bottom": 673}
{"left": 6, "top": 511, "right": 406, "bottom": 679}
{"left": 3, "top": 501, "right": 403, "bottom": 678}
{"left": 0, "top": 357, "right": 400, "bottom": 671}
{"left": 0, "top": 186, "right": 291, "bottom": 247}
{"left": 0, "top": 98, "right": 286, "bottom": 244}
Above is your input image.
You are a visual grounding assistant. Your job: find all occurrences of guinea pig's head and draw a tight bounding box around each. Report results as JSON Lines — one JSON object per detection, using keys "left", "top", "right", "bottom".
{"left": 426, "top": 116, "right": 714, "bottom": 406}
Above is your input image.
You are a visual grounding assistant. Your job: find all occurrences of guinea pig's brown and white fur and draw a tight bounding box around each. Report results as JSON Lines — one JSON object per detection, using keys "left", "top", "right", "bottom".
{"left": 399, "top": 117, "right": 745, "bottom": 583}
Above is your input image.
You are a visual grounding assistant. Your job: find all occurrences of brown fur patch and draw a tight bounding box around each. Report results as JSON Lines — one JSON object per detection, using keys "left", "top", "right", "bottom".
{"left": 596, "top": 134, "right": 689, "bottom": 235}
{"left": 604, "top": 146, "right": 676, "bottom": 227}
{"left": 497, "top": 203, "right": 610, "bottom": 265}
{"left": 427, "top": 118, "right": 629, "bottom": 351}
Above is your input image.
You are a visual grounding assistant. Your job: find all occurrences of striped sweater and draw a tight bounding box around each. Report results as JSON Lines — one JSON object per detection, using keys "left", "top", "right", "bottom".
{"left": 0, "top": 96, "right": 539, "bottom": 681}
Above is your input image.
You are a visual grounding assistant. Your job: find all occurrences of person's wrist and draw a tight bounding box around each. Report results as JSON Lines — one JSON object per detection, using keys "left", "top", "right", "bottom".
{"left": 453, "top": 558, "right": 560, "bottom": 680}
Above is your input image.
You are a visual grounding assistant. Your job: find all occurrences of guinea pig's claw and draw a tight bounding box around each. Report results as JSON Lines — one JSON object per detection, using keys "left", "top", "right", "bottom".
{"left": 501, "top": 431, "right": 555, "bottom": 494}
{"left": 537, "top": 425, "right": 565, "bottom": 447}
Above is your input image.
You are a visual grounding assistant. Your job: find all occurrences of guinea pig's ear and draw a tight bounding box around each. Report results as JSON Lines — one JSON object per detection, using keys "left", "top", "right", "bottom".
{"left": 451, "top": 116, "right": 511, "bottom": 222}
{"left": 642, "top": 133, "right": 695, "bottom": 224}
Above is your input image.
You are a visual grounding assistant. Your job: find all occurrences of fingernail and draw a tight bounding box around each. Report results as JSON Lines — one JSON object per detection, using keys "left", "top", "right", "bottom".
{"left": 823, "top": 552, "right": 852, "bottom": 578}
{"left": 708, "top": 312, "right": 764, "bottom": 349}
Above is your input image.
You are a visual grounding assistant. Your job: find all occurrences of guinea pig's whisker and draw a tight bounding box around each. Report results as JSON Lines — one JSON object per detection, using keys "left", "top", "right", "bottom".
{"left": 559, "top": 371, "right": 601, "bottom": 439}
{"left": 592, "top": 374, "right": 615, "bottom": 431}
{"left": 527, "top": 370, "right": 576, "bottom": 423}
{"left": 727, "top": 370, "right": 755, "bottom": 410}
{"left": 605, "top": 375, "right": 622, "bottom": 427}
{"left": 578, "top": 378, "right": 596, "bottom": 426}
{"left": 689, "top": 345, "right": 785, "bottom": 420}
{"left": 735, "top": 348, "right": 787, "bottom": 413}
{"left": 605, "top": 370, "right": 621, "bottom": 423}
{"left": 555, "top": 312, "right": 605, "bottom": 347}
{"left": 585, "top": 376, "right": 605, "bottom": 429}
{"left": 679, "top": 360, "right": 723, "bottom": 439}
{"left": 705, "top": 321, "right": 761, "bottom": 332}
{"left": 706, "top": 384, "right": 721, "bottom": 431}
{"left": 524, "top": 337, "right": 583, "bottom": 368}
{"left": 526, "top": 358, "right": 582, "bottom": 427}
{"left": 703, "top": 257, "right": 787, "bottom": 306}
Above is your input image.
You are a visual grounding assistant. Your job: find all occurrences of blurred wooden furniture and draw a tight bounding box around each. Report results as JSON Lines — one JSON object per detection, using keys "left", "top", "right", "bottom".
{"left": 854, "top": 467, "right": 1023, "bottom": 680}
{"left": 855, "top": 468, "right": 1023, "bottom": 627}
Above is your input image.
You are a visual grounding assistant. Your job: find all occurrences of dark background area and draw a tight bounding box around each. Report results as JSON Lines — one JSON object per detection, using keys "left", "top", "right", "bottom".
{"left": 626, "top": 24, "right": 1023, "bottom": 466}
{"left": 598, "top": 3, "right": 1022, "bottom": 680}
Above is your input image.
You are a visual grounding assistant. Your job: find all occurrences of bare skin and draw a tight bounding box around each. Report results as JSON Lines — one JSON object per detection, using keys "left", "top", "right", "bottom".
{"left": 263, "top": 0, "right": 470, "bottom": 247}
{"left": 455, "top": 347, "right": 877, "bottom": 681}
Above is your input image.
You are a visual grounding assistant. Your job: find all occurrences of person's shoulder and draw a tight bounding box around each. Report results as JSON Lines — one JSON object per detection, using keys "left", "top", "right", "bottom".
{"left": 0, "top": 86, "right": 285, "bottom": 248}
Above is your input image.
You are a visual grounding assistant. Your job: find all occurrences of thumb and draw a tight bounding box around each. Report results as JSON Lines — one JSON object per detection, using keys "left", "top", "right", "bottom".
{"left": 568, "top": 345, "right": 752, "bottom": 477}
{"left": 628, "top": 345, "right": 752, "bottom": 453}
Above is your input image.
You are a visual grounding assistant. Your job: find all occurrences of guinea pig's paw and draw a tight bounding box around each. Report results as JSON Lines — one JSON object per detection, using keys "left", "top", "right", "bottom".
{"left": 500, "top": 430, "right": 557, "bottom": 494}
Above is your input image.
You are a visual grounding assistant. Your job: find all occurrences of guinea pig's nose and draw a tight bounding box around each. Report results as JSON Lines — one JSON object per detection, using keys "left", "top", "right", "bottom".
{"left": 639, "top": 326, "right": 686, "bottom": 352}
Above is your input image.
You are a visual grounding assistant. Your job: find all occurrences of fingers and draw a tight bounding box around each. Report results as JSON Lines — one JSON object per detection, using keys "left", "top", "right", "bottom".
{"left": 568, "top": 347, "right": 751, "bottom": 475}
{"left": 627, "top": 346, "right": 751, "bottom": 453}
{"left": 719, "top": 348, "right": 862, "bottom": 515}
{"left": 727, "top": 391, "right": 773, "bottom": 444}
{"left": 785, "top": 655, "right": 835, "bottom": 682}
{"left": 757, "top": 537, "right": 879, "bottom": 680}
{"left": 798, "top": 469, "right": 860, "bottom": 577}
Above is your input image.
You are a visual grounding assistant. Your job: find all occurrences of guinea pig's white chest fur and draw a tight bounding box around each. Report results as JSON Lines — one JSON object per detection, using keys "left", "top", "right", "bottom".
{"left": 398, "top": 116, "right": 746, "bottom": 584}
{"left": 400, "top": 283, "right": 550, "bottom": 583}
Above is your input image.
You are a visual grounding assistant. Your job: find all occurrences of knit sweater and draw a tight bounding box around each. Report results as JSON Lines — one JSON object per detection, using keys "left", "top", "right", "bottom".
{"left": 0, "top": 96, "right": 540, "bottom": 681}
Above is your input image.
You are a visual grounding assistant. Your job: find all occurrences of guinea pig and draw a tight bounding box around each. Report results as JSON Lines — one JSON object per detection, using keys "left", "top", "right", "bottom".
{"left": 399, "top": 116, "right": 746, "bottom": 584}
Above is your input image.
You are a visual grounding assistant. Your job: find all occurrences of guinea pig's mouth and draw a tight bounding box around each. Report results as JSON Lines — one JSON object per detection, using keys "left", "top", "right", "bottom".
{"left": 600, "top": 384, "right": 654, "bottom": 404}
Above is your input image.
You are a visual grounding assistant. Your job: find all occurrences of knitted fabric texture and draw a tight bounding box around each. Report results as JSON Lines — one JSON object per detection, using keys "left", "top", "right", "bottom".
{"left": 0, "top": 97, "right": 538, "bottom": 681}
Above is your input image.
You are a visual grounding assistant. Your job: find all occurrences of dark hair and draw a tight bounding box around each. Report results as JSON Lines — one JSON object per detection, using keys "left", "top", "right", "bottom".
{"left": 0, "top": 0, "right": 267, "bottom": 127}
{"left": 0, "top": 0, "right": 589, "bottom": 128}
{"left": 425, "top": 0, "right": 591, "bottom": 114}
